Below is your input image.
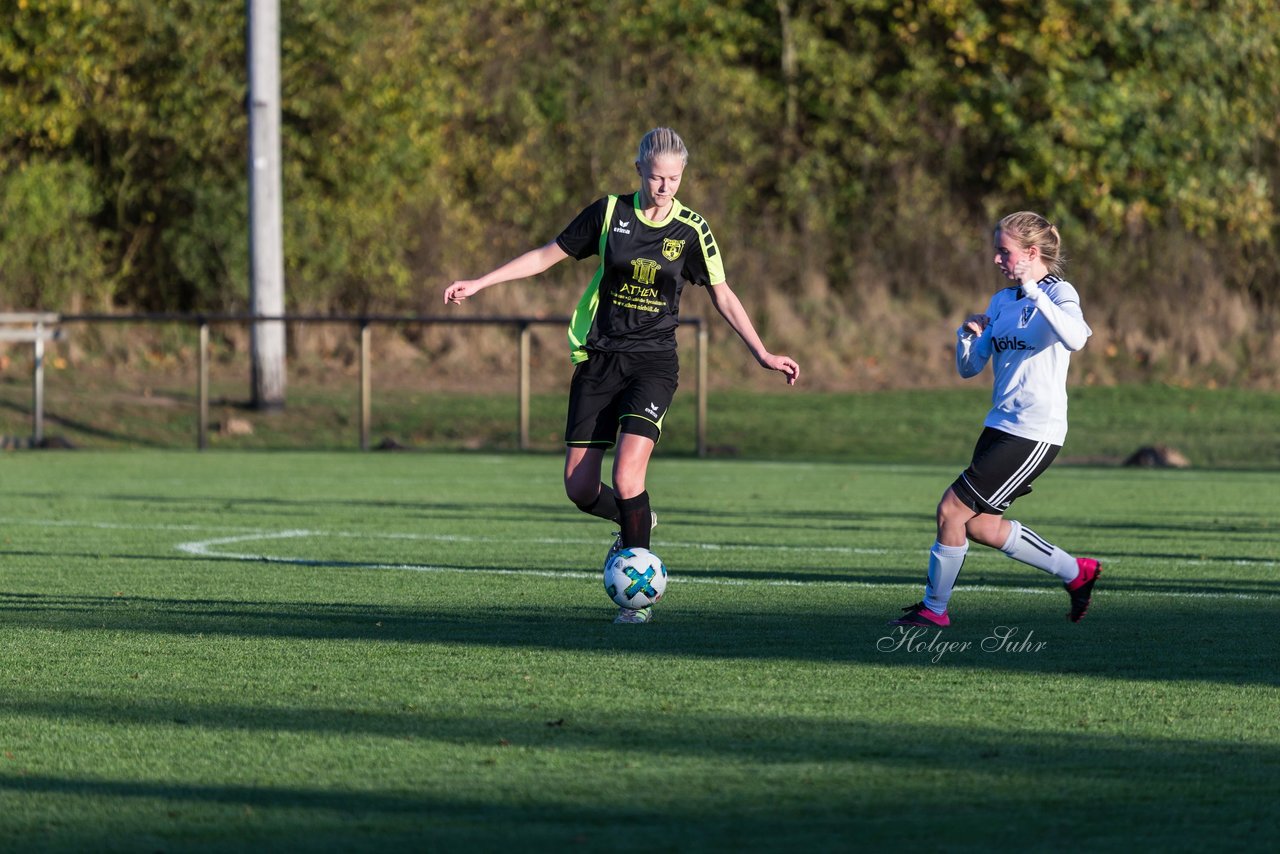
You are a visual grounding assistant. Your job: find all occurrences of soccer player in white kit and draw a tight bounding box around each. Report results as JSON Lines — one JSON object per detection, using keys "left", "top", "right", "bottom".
{"left": 891, "top": 211, "right": 1102, "bottom": 628}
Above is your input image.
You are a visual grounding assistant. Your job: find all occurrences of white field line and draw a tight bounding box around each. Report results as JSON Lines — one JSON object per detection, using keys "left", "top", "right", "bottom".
{"left": 7, "top": 516, "right": 1274, "bottom": 567}
{"left": 0, "top": 517, "right": 885, "bottom": 555}
{"left": 170, "top": 530, "right": 1278, "bottom": 602}
{"left": 0, "top": 518, "right": 1274, "bottom": 600}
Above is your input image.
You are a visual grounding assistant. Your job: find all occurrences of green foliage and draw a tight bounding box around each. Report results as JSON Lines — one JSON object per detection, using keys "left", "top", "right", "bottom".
{"left": 0, "top": 158, "right": 107, "bottom": 307}
{"left": 279, "top": 1, "right": 447, "bottom": 309}
{"left": 0, "top": 0, "right": 247, "bottom": 309}
{"left": 1, "top": 0, "right": 1277, "bottom": 326}
{"left": 751, "top": 0, "right": 1280, "bottom": 275}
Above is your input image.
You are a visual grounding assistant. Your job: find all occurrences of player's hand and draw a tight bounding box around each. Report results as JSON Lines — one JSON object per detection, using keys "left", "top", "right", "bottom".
{"left": 761, "top": 353, "right": 800, "bottom": 386}
{"left": 959, "top": 314, "right": 989, "bottom": 338}
{"left": 1013, "top": 259, "right": 1040, "bottom": 288}
{"left": 443, "top": 280, "right": 482, "bottom": 305}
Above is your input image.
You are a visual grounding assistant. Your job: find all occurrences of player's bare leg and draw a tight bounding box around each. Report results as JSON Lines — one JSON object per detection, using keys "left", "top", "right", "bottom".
{"left": 613, "top": 432, "right": 655, "bottom": 545}
{"left": 565, "top": 446, "right": 615, "bottom": 519}
{"left": 892, "top": 488, "right": 974, "bottom": 627}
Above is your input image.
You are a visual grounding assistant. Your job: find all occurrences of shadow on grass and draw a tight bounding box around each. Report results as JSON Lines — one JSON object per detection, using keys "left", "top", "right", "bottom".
{"left": 4, "top": 490, "right": 941, "bottom": 534}
{"left": 0, "top": 399, "right": 168, "bottom": 449}
{"left": 0, "top": 715, "right": 1274, "bottom": 850}
{"left": 0, "top": 707, "right": 1272, "bottom": 773}
{"left": 1, "top": 587, "right": 1276, "bottom": 687}
{"left": 3, "top": 491, "right": 573, "bottom": 525}
{"left": 7, "top": 487, "right": 1280, "bottom": 539}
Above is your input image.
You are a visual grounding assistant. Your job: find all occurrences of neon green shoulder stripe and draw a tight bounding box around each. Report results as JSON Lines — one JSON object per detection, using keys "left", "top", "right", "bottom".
{"left": 567, "top": 195, "right": 619, "bottom": 364}
{"left": 676, "top": 204, "right": 726, "bottom": 285}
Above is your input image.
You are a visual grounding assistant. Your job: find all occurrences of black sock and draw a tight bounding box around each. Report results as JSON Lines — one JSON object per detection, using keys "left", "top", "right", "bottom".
{"left": 616, "top": 491, "right": 651, "bottom": 550}
{"left": 574, "top": 483, "right": 619, "bottom": 522}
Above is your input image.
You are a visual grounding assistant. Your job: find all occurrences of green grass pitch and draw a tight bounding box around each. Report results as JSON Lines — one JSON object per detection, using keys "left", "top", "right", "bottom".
{"left": 0, "top": 451, "right": 1276, "bottom": 851}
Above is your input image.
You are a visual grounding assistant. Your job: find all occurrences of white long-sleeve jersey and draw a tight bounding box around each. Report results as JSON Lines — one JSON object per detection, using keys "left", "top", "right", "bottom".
{"left": 956, "top": 276, "right": 1091, "bottom": 445}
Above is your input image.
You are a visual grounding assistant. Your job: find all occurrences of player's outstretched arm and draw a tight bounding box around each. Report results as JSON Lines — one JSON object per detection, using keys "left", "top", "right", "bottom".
{"left": 443, "top": 241, "right": 569, "bottom": 304}
{"left": 705, "top": 281, "right": 800, "bottom": 386}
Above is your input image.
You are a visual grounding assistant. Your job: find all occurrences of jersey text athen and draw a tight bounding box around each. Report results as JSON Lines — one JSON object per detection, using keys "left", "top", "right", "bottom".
{"left": 556, "top": 193, "right": 725, "bottom": 364}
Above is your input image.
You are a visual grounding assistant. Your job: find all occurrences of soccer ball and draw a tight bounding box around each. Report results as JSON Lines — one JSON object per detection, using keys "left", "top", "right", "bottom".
{"left": 603, "top": 547, "right": 668, "bottom": 609}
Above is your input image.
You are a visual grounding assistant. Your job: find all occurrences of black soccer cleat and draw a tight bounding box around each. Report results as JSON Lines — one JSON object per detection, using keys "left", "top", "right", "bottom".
{"left": 888, "top": 601, "right": 951, "bottom": 628}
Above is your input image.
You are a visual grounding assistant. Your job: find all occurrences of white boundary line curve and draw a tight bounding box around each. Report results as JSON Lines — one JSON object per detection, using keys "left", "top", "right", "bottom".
{"left": 170, "top": 530, "right": 1279, "bottom": 602}
{"left": 0, "top": 517, "right": 1272, "bottom": 600}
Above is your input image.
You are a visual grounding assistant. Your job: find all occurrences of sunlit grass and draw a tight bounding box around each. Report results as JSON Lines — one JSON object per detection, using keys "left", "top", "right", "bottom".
{"left": 2, "top": 372, "right": 1278, "bottom": 467}
{"left": 0, "top": 452, "right": 1276, "bottom": 850}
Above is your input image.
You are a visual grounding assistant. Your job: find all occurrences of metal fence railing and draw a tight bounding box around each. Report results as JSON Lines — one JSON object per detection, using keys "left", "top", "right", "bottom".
{"left": 9, "top": 313, "right": 709, "bottom": 455}
{"left": 0, "top": 312, "right": 63, "bottom": 445}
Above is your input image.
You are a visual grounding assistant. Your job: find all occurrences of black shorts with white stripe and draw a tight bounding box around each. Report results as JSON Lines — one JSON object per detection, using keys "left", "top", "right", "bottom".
{"left": 950, "top": 427, "right": 1061, "bottom": 515}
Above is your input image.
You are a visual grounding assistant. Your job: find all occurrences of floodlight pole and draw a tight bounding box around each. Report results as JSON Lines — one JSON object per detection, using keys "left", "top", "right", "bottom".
{"left": 248, "top": 0, "right": 287, "bottom": 409}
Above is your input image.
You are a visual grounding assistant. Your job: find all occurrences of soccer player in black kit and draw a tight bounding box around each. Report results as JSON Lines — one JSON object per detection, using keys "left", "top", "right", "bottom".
{"left": 444, "top": 128, "right": 800, "bottom": 623}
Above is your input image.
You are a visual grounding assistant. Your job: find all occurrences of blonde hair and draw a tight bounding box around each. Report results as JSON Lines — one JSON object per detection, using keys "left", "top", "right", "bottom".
{"left": 996, "top": 211, "right": 1066, "bottom": 275}
{"left": 636, "top": 127, "right": 688, "bottom": 168}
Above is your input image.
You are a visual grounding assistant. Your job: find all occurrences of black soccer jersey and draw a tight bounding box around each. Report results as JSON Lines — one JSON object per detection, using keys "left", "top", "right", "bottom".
{"left": 555, "top": 193, "right": 725, "bottom": 364}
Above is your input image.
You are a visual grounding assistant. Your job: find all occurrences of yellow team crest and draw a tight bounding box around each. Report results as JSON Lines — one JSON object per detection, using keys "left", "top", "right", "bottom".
{"left": 661, "top": 238, "right": 686, "bottom": 261}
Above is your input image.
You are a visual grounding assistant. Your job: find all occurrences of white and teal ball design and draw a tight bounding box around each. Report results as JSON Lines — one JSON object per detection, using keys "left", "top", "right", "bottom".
{"left": 603, "top": 547, "right": 668, "bottom": 608}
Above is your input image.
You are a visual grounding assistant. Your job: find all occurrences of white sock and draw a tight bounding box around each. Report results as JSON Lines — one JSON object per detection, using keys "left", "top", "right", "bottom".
{"left": 1000, "top": 520, "right": 1077, "bottom": 582}
{"left": 923, "top": 541, "right": 968, "bottom": 614}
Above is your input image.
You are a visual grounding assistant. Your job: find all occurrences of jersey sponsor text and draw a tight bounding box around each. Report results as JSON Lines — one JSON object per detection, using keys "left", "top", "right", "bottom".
{"left": 993, "top": 335, "right": 1034, "bottom": 352}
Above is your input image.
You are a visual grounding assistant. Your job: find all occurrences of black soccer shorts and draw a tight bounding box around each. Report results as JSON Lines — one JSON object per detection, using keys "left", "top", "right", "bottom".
{"left": 951, "top": 427, "right": 1061, "bottom": 515}
{"left": 565, "top": 350, "right": 679, "bottom": 448}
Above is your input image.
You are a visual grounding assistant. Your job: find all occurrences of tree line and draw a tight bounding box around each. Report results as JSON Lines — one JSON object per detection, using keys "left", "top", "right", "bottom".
{"left": 2, "top": 0, "right": 1277, "bottom": 385}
